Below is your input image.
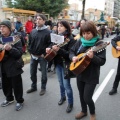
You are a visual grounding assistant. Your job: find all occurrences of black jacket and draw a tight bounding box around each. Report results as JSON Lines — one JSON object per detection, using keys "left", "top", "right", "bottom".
{"left": 69, "top": 39, "right": 106, "bottom": 84}
{"left": 0, "top": 33, "right": 23, "bottom": 77}
{"left": 28, "top": 28, "right": 51, "bottom": 56}
{"left": 111, "top": 35, "right": 120, "bottom": 48}
{"left": 54, "top": 35, "right": 76, "bottom": 66}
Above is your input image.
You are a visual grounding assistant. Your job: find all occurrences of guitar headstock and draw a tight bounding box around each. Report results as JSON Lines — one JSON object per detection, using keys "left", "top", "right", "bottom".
{"left": 65, "top": 38, "right": 70, "bottom": 42}
{"left": 92, "top": 41, "right": 110, "bottom": 53}
{"left": 59, "top": 38, "right": 70, "bottom": 47}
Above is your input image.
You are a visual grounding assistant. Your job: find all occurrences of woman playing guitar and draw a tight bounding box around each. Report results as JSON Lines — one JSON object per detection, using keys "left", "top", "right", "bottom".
{"left": 69, "top": 21, "right": 106, "bottom": 120}
{"left": 46, "top": 20, "right": 76, "bottom": 113}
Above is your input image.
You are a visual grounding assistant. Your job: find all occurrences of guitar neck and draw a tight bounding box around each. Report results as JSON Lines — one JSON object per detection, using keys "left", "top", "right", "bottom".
{"left": 0, "top": 39, "right": 20, "bottom": 51}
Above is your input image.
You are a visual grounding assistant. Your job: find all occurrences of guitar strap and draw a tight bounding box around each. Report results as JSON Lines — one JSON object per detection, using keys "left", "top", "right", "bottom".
{"left": 77, "top": 44, "right": 82, "bottom": 54}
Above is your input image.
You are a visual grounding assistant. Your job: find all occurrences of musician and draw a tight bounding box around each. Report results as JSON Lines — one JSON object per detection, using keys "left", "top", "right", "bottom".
{"left": 69, "top": 21, "right": 106, "bottom": 120}
{"left": 73, "top": 19, "right": 87, "bottom": 40}
{"left": 26, "top": 14, "right": 51, "bottom": 95}
{"left": 109, "top": 35, "right": 120, "bottom": 95}
{"left": 0, "top": 20, "right": 24, "bottom": 111}
{"left": 46, "top": 20, "right": 76, "bottom": 113}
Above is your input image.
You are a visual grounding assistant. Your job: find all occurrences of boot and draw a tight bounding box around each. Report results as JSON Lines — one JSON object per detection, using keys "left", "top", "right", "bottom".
{"left": 58, "top": 97, "right": 66, "bottom": 105}
{"left": 109, "top": 88, "right": 117, "bottom": 95}
{"left": 90, "top": 114, "right": 96, "bottom": 120}
{"left": 0, "top": 82, "right": 2, "bottom": 89}
{"left": 66, "top": 104, "right": 73, "bottom": 113}
{"left": 75, "top": 112, "right": 87, "bottom": 119}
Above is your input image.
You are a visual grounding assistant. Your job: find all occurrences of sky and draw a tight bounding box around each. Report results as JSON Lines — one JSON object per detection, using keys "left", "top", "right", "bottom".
{"left": 68, "top": 0, "right": 105, "bottom": 10}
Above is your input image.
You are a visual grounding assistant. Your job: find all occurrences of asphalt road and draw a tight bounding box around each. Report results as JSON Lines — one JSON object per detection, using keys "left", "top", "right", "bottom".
{"left": 0, "top": 34, "right": 120, "bottom": 120}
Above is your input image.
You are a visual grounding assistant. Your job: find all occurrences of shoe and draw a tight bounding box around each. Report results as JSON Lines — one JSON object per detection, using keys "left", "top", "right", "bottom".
{"left": 16, "top": 103, "right": 23, "bottom": 111}
{"left": 66, "top": 104, "right": 73, "bottom": 113}
{"left": 38, "top": 68, "right": 41, "bottom": 71}
{"left": 75, "top": 112, "right": 87, "bottom": 119}
{"left": 47, "top": 68, "right": 51, "bottom": 72}
{"left": 26, "top": 88, "right": 37, "bottom": 93}
{"left": 109, "top": 88, "right": 117, "bottom": 95}
{"left": 0, "top": 83, "right": 2, "bottom": 89}
{"left": 39, "top": 89, "right": 46, "bottom": 96}
{"left": 90, "top": 114, "right": 96, "bottom": 120}
{"left": 1, "top": 100, "right": 14, "bottom": 107}
{"left": 58, "top": 97, "right": 66, "bottom": 105}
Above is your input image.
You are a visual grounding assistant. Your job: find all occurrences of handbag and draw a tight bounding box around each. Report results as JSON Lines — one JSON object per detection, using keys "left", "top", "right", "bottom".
{"left": 63, "top": 59, "right": 76, "bottom": 79}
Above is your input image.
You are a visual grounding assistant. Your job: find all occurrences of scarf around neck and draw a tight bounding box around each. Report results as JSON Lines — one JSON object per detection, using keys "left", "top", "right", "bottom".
{"left": 81, "top": 35, "right": 99, "bottom": 47}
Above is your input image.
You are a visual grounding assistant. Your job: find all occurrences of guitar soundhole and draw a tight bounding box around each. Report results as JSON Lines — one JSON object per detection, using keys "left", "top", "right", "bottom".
{"left": 73, "top": 63, "right": 76, "bottom": 67}
{"left": 79, "top": 57, "right": 82, "bottom": 61}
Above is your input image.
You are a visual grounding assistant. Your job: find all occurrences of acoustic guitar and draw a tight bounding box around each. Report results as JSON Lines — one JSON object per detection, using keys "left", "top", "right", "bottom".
{"left": 44, "top": 38, "right": 70, "bottom": 62}
{"left": 0, "top": 35, "right": 20, "bottom": 62}
{"left": 69, "top": 41, "right": 110, "bottom": 75}
{"left": 112, "top": 41, "right": 120, "bottom": 58}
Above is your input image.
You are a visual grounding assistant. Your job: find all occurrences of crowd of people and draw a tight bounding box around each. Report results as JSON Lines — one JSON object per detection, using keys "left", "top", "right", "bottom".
{"left": 0, "top": 14, "right": 119, "bottom": 120}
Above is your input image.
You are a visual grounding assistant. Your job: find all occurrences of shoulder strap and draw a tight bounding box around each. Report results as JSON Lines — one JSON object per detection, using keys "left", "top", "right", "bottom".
{"left": 77, "top": 44, "right": 82, "bottom": 54}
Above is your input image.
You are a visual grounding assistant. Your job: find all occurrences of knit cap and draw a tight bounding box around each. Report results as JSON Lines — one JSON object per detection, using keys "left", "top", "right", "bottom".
{"left": 0, "top": 20, "right": 11, "bottom": 30}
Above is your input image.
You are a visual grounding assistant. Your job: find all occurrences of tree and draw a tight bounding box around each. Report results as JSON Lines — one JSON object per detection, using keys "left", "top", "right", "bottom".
{"left": 6, "top": 0, "right": 68, "bottom": 18}
{"left": 81, "top": 0, "right": 86, "bottom": 19}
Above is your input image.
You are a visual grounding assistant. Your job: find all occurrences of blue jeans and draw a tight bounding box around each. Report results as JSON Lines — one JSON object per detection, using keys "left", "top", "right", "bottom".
{"left": 56, "top": 64, "right": 73, "bottom": 105}
{"left": 30, "top": 56, "right": 47, "bottom": 90}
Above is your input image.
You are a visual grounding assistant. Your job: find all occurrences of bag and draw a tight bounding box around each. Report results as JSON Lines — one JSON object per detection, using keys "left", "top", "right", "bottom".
{"left": 63, "top": 59, "right": 76, "bottom": 79}
{"left": 16, "top": 57, "right": 24, "bottom": 69}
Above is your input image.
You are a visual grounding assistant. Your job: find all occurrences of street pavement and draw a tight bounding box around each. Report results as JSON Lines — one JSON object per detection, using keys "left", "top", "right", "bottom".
{"left": 0, "top": 34, "right": 120, "bottom": 120}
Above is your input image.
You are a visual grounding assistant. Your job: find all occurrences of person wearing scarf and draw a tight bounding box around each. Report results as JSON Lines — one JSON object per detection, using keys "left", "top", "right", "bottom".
{"left": 69, "top": 21, "right": 106, "bottom": 120}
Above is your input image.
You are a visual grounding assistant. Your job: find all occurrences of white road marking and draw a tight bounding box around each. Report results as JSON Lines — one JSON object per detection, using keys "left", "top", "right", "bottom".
{"left": 93, "top": 69, "right": 115, "bottom": 103}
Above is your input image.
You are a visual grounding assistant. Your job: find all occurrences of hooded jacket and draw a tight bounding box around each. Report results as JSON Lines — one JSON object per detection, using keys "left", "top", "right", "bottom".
{"left": 28, "top": 25, "right": 51, "bottom": 56}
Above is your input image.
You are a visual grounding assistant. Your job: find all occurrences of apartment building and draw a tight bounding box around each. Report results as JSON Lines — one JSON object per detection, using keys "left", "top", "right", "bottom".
{"left": 85, "top": 8, "right": 102, "bottom": 21}
{"left": 104, "top": 0, "right": 114, "bottom": 17}
{"left": 0, "top": 0, "right": 6, "bottom": 7}
{"left": 0, "top": 0, "right": 7, "bottom": 20}
{"left": 113, "top": 0, "right": 120, "bottom": 18}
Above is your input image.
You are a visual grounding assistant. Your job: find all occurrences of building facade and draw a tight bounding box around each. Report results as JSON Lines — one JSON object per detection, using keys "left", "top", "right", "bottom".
{"left": 85, "top": 8, "right": 102, "bottom": 21}
{"left": 104, "top": 0, "right": 114, "bottom": 17}
{"left": 113, "top": 0, "right": 120, "bottom": 18}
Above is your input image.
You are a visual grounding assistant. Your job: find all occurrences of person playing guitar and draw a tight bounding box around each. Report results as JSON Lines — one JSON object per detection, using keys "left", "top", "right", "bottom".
{"left": 0, "top": 19, "right": 24, "bottom": 111}
{"left": 69, "top": 21, "right": 106, "bottom": 120}
{"left": 109, "top": 35, "right": 120, "bottom": 95}
{"left": 46, "top": 20, "right": 76, "bottom": 113}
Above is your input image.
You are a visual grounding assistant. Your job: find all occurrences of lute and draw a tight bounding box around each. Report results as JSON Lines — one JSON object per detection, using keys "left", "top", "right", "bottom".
{"left": 0, "top": 35, "right": 20, "bottom": 62}
{"left": 44, "top": 38, "right": 70, "bottom": 62}
{"left": 112, "top": 41, "right": 120, "bottom": 58}
{"left": 69, "top": 41, "right": 110, "bottom": 75}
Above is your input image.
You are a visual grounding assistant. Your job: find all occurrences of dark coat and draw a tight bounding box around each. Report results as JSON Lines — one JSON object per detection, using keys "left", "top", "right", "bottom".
{"left": 0, "top": 34, "right": 23, "bottom": 77}
{"left": 28, "top": 28, "right": 51, "bottom": 56}
{"left": 54, "top": 35, "right": 76, "bottom": 66}
{"left": 111, "top": 35, "right": 120, "bottom": 48}
{"left": 69, "top": 39, "right": 106, "bottom": 84}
